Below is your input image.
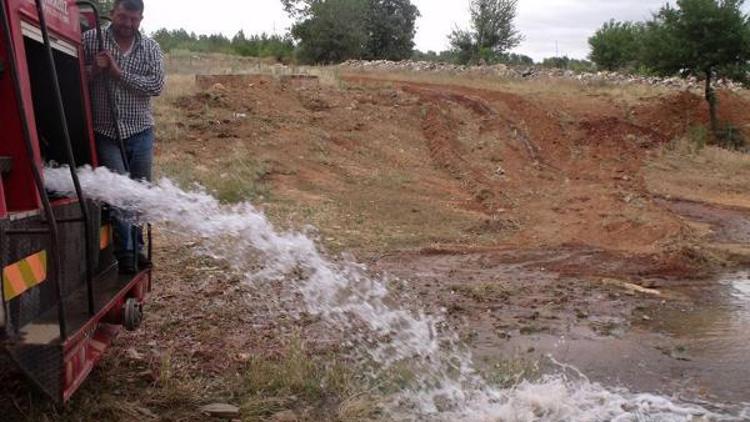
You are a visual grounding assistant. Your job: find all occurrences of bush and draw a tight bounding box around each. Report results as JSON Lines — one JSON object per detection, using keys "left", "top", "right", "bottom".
{"left": 716, "top": 123, "right": 746, "bottom": 150}
{"left": 588, "top": 20, "right": 644, "bottom": 71}
{"left": 686, "top": 125, "right": 709, "bottom": 151}
{"left": 540, "top": 56, "right": 596, "bottom": 72}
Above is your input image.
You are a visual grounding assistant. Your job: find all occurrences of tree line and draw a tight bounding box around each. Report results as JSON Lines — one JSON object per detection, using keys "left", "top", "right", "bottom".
{"left": 589, "top": 0, "right": 750, "bottom": 144}
{"left": 150, "top": 29, "right": 295, "bottom": 62}
{"left": 146, "top": 1, "right": 586, "bottom": 68}
{"left": 90, "top": 0, "right": 590, "bottom": 68}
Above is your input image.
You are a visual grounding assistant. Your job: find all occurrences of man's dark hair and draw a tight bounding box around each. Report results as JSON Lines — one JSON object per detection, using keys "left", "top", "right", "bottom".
{"left": 114, "top": 0, "right": 144, "bottom": 13}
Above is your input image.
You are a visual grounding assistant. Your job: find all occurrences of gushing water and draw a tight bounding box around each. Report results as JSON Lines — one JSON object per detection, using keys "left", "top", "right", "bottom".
{"left": 46, "top": 166, "right": 746, "bottom": 421}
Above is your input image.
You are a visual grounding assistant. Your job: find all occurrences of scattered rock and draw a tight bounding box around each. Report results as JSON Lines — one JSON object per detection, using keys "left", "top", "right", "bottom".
{"left": 601, "top": 278, "right": 662, "bottom": 296}
{"left": 271, "top": 410, "right": 299, "bottom": 421}
{"left": 210, "top": 83, "right": 227, "bottom": 93}
{"left": 339, "top": 59, "right": 746, "bottom": 92}
{"left": 200, "top": 403, "right": 240, "bottom": 418}
{"left": 125, "top": 347, "right": 144, "bottom": 361}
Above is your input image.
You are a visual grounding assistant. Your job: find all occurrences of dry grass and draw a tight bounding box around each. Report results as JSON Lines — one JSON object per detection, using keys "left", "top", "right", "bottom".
{"left": 154, "top": 73, "right": 272, "bottom": 203}
{"left": 158, "top": 147, "right": 271, "bottom": 204}
{"left": 154, "top": 74, "right": 196, "bottom": 146}
{"left": 241, "top": 336, "right": 382, "bottom": 421}
{"left": 166, "top": 51, "right": 342, "bottom": 87}
{"left": 645, "top": 135, "right": 750, "bottom": 208}
{"left": 340, "top": 69, "right": 675, "bottom": 106}
{"left": 152, "top": 61, "right": 495, "bottom": 255}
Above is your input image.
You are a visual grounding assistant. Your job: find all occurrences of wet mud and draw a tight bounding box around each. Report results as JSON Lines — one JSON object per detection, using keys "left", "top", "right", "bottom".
{"left": 374, "top": 199, "right": 750, "bottom": 407}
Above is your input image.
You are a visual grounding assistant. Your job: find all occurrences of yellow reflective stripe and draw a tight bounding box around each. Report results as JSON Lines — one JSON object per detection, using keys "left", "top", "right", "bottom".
{"left": 26, "top": 252, "right": 46, "bottom": 282}
{"left": 3, "top": 265, "right": 26, "bottom": 300}
{"left": 2, "top": 251, "right": 48, "bottom": 301}
{"left": 100, "top": 225, "right": 111, "bottom": 250}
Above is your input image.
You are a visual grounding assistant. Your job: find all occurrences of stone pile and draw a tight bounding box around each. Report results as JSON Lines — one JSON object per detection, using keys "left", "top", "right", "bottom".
{"left": 340, "top": 59, "right": 746, "bottom": 91}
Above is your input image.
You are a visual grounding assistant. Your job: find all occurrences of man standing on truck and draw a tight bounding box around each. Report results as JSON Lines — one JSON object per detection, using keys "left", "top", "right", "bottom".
{"left": 83, "top": 0, "right": 165, "bottom": 273}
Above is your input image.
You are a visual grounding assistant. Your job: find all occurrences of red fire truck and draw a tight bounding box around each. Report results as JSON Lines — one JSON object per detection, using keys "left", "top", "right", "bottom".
{"left": 1, "top": 0, "right": 152, "bottom": 402}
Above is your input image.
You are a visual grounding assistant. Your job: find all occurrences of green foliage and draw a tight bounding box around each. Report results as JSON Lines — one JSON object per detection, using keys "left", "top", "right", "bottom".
{"left": 588, "top": 20, "right": 644, "bottom": 71}
{"left": 541, "top": 56, "right": 597, "bottom": 72}
{"left": 449, "top": 28, "right": 477, "bottom": 64}
{"left": 151, "top": 28, "right": 294, "bottom": 61}
{"left": 411, "top": 49, "right": 458, "bottom": 62}
{"left": 284, "top": 0, "right": 420, "bottom": 63}
{"left": 231, "top": 31, "right": 296, "bottom": 62}
{"left": 411, "top": 49, "right": 533, "bottom": 66}
{"left": 674, "top": 123, "right": 745, "bottom": 153}
{"left": 641, "top": 0, "right": 750, "bottom": 135}
{"left": 292, "top": 0, "right": 369, "bottom": 64}
{"left": 641, "top": 0, "right": 750, "bottom": 79}
{"left": 686, "top": 124, "right": 709, "bottom": 151}
{"left": 449, "top": 0, "right": 523, "bottom": 65}
{"left": 152, "top": 29, "right": 231, "bottom": 54}
{"left": 717, "top": 123, "right": 747, "bottom": 149}
{"left": 589, "top": 0, "right": 750, "bottom": 143}
{"left": 471, "top": 0, "right": 523, "bottom": 52}
{"left": 364, "top": 0, "right": 420, "bottom": 60}
{"left": 280, "top": 0, "right": 322, "bottom": 17}
{"left": 240, "top": 337, "right": 381, "bottom": 421}
{"left": 500, "top": 52, "right": 534, "bottom": 66}
{"left": 92, "top": 0, "right": 115, "bottom": 13}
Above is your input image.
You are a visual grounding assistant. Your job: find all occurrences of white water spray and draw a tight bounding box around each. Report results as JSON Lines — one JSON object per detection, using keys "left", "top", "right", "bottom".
{"left": 45, "top": 166, "right": 746, "bottom": 421}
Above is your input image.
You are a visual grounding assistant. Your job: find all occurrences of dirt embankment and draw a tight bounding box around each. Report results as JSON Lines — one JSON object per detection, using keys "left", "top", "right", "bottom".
{"left": 164, "top": 73, "right": 750, "bottom": 282}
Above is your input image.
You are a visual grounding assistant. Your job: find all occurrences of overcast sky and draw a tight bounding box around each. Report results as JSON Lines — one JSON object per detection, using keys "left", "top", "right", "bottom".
{"left": 140, "top": 1, "right": 750, "bottom": 61}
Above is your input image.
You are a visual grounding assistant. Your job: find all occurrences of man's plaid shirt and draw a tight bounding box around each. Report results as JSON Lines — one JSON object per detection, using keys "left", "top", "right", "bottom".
{"left": 83, "top": 26, "right": 165, "bottom": 140}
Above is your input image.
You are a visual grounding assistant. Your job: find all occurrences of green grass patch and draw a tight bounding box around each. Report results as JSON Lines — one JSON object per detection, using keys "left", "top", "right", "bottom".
{"left": 240, "top": 337, "right": 382, "bottom": 421}
{"left": 158, "top": 150, "right": 271, "bottom": 204}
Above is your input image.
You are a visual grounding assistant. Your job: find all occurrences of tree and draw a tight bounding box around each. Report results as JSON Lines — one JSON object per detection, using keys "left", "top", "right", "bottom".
{"left": 364, "top": 0, "right": 420, "bottom": 60}
{"left": 449, "top": 0, "right": 523, "bottom": 64}
{"left": 588, "top": 20, "right": 644, "bottom": 71}
{"left": 292, "top": 0, "right": 369, "bottom": 64}
{"left": 642, "top": 0, "right": 750, "bottom": 139}
{"left": 284, "top": 0, "right": 420, "bottom": 62}
{"left": 448, "top": 28, "right": 476, "bottom": 64}
{"left": 280, "top": 0, "right": 321, "bottom": 17}
{"left": 94, "top": 0, "right": 114, "bottom": 12}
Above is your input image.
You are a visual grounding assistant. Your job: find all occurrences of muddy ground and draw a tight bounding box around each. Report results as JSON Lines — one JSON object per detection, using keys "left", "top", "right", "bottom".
{"left": 3, "top": 67, "right": 750, "bottom": 420}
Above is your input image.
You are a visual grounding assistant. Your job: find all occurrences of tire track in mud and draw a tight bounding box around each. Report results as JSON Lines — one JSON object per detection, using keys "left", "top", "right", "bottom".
{"left": 399, "top": 84, "right": 580, "bottom": 216}
{"left": 402, "top": 84, "right": 559, "bottom": 216}
{"left": 404, "top": 85, "right": 541, "bottom": 163}
{"left": 403, "top": 85, "right": 510, "bottom": 213}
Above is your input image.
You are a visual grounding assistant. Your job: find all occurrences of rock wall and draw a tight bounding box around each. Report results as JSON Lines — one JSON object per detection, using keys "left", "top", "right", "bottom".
{"left": 339, "top": 59, "right": 745, "bottom": 91}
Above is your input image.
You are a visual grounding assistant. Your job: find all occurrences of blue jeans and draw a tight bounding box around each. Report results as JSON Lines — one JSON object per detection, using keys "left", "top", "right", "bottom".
{"left": 95, "top": 128, "right": 154, "bottom": 258}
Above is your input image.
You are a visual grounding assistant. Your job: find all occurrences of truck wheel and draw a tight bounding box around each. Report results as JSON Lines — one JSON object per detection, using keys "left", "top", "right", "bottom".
{"left": 123, "top": 298, "right": 143, "bottom": 331}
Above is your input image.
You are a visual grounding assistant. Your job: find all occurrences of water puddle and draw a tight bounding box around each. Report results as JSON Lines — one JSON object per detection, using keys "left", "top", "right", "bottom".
{"left": 46, "top": 166, "right": 749, "bottom": 420}
{"left": 640, "top": 271, "right": 750, "bottom": 404}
